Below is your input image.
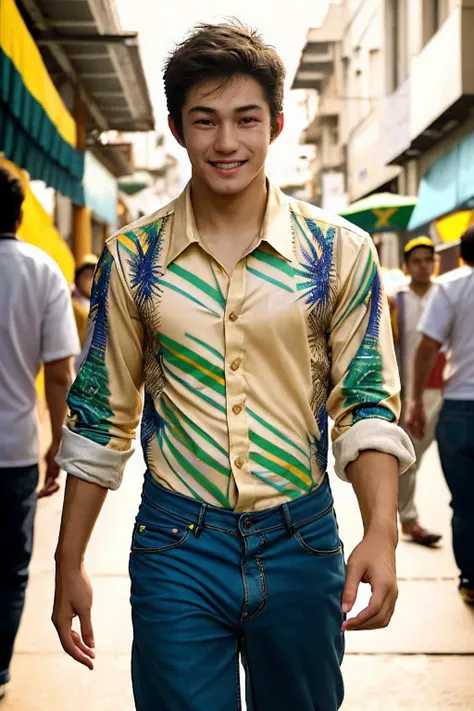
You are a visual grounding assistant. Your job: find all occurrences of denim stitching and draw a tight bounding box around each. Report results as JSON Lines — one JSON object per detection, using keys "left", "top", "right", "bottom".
{"left": 293, "top": 530, "right": 342, "bottom": 557}
{"left": 234, "top": 640, "right": 242, "bottom": 710}
{"left": 240, "top": 536, "right": 250, "bottom": 624}
{"left": 246, "top": 558, "right": 267, "bottom": 619}
{"left": 131, "top": 528, "right": 190, "bottom": 554}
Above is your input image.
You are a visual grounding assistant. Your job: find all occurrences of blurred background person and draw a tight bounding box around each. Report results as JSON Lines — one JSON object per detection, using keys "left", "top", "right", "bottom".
{"left": 0, "top": 166, "right": 80, "bottom": 700}
{"left": 71, "top": 254, "right": 98, "bottom": 370}
{"left": 408, "top": 226, "right": 474, "bottom": 603}
{"left": 389, "top": 237, "right": 443, "bottom": 546}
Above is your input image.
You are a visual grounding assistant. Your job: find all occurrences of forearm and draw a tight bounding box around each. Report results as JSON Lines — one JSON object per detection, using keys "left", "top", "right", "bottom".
{"left": 45, "top": 360, "right": 74, "bottom": 443}
{"left": 346, "top": 450, "right": 399, "bottom": 545}
{"left": 55, "top": 475, "right": 108, "bottom": 569}
{"left": 412, "top": 338, "right": 439, "bottom": 402}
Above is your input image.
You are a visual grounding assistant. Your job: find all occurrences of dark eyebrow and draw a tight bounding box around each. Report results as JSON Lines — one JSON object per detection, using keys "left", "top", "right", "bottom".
{"left": 187, "top": 104, "right": 264, "bottom": 115}
{"left": 235, "top": 104, "right": 264, "bottom": 113}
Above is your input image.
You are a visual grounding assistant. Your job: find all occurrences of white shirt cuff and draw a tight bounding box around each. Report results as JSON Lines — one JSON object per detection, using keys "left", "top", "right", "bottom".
{"left": 332, "top": 419, "right": 416, "bottom": 481}
{"left": 56, "top": 426, "right": 134, "bottom": 490}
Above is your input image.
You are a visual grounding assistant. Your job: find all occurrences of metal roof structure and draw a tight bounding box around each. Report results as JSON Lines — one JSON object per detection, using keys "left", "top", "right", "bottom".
{"left": 291, "top": 4, "right": 343, "bottom": 92}
{"left": 17, "top": 0, "right": 155, "bottom": 133}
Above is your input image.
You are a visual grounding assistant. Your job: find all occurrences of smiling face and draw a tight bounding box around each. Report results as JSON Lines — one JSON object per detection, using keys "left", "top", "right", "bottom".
{"left": 169, "top": 75, "right": 284, "bottom": 197}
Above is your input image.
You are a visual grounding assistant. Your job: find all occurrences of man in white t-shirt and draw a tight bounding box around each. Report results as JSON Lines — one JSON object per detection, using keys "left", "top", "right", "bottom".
{"left": 408, "top": 226, "right": 474, "bottom": 604}
{"left": 389, "top": 237, "right": 442, "bottom": 546}
{"left": 0, "top": 166, "right": 80, "bottom": 699}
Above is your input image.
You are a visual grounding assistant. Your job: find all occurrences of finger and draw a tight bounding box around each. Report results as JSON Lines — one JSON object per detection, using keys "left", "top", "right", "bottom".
{"left": 342, "top": 582, "right": 393, "bottom": 631}
{"left": 79, "top": 610, "right": 95, "bottom": 650}
{"left": 55, "top": 620, "right": 94, "bottom": 670}
{"left": 71, "top": 630, "right": 95, "bottom": 658}
{"left": 341, "top": 560, "right": 364, "bottom": 614}
{"left": 354, "top": 596, "right": 396, "bottom": 631}
{"left": 38, "top": 480, "right": 60, "bottom": 498}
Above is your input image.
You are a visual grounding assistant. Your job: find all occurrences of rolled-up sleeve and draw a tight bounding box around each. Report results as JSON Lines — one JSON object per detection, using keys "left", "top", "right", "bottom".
{"left": 56, "top": 241, "right": 144, "bottom": 489}
{"left": 327, "top": 227, "right": 415, "bottom": 480}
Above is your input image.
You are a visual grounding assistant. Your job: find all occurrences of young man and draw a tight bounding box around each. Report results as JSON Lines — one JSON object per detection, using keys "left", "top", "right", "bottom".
{"left": 408, "top": 226, "right": 474, "bottom": 604}
{"left": 0, "top": 165, "right": 79, "bottom": 699}
{"left": 389, "top": 237, "right": 442, "bottom": 546}
{"left": 53, "top": 24, "right": 414, "bottom": 711}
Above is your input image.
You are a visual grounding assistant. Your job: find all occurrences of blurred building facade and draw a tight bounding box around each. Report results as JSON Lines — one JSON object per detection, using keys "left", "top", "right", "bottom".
{"left": 0, "top": 0, "right": 155, "bottom": 276}
{"left": 293, "top": 0, "right": 474, "bottom": 271}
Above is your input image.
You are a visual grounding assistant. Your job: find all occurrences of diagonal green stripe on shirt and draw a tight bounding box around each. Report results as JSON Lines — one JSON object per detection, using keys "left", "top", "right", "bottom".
{"left": 250, "top": 452, "right": 311, "bottom": 492}
{"left": 251, "top": 470, "right": 303, "bottom": 499}
{"left": 249, "top": 430, "right": 312, "bottom": 477}
{"left": 247, "top": 408, "right": 311, "bottom": 463}
{"left": 162, "top": 363, "right": 226, "bottom": 413}
{"left": 185, "top": 333, "right": 225, "bottom": 363}
{"left": 163, "top": 430, "right": 229, "bottom": 508}
{"left": 251, "top": 248, "right": 296, "bottom": 277}
{"left": 161, "top": 398, "right": 230, "bottom": 468}
{"left": 160, "top": 334, "right": 226, "bottom": 396}
{"left": 333, "top": 257, "right": 376, "bottom": 329}
{"left": 160, "top": 280, "right": 221, "bottom": 317}
{"left": 167, "top": 263, "right": 226, "bottom": 309}
{"left": 246, "top": 266, "right": 295, "bottom": 293}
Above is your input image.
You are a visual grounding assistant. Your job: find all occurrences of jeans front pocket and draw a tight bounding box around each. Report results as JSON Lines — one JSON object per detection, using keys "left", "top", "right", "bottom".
{"left": 131, "top": 516, "right": 191, "bottom": 554}
{"left": 293, "top": 506, "right": 342, "bottom": 557}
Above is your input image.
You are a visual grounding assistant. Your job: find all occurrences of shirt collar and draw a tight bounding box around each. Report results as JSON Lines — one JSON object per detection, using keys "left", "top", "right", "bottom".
{"left": 165, "top": 180, "right": 294, "bottom": 267}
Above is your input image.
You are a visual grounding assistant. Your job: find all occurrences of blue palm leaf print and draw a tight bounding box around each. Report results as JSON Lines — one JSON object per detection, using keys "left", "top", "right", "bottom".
{"left": 312, "top": 403, "right": 329, "bottom": 472}
{"left": 141, "top": 389, "right": 167, "bottom": 455}
{"left": 128, "top": 218, "right": 165, "bottom": 310}
{"left": 67, "top": 247, "right": 114, "bottom": 445}
{"left": 296, "top": 217, "right": 335, "bottom": 310}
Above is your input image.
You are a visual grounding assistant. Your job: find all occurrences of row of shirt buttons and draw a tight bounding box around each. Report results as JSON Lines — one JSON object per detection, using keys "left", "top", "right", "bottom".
{"left": 228, "top": 306, "right": 245, "bottom": 473}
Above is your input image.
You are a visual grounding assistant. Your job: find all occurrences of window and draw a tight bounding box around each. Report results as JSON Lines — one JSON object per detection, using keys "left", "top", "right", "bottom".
{"left": 386, "top": 0, "right": 408, "bottom": 92}
{"left": 423, "top": 0, "right": 450, "bottom": 46}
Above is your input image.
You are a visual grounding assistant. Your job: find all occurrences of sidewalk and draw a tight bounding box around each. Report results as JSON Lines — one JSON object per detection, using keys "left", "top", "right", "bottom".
{"left": 3, "top": 443, "right": 474, "bottom": 710}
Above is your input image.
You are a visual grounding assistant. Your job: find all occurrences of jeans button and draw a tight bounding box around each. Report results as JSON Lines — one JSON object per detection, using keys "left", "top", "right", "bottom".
{"left": 243, "top": 517, "right": 252, "bottom": 529}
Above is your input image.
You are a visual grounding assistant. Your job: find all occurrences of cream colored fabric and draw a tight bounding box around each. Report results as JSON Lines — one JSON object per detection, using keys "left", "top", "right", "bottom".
{"left": 57, "top": 182, "right": 414, "bottom": 511}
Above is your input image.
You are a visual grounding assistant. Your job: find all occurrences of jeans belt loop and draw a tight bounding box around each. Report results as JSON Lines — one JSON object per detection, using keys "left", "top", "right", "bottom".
{"left": 194, "top": 503, "right": 207, "bottom": 538}
{"left": 281, "top": 503, "right": 295, "bottom": 537}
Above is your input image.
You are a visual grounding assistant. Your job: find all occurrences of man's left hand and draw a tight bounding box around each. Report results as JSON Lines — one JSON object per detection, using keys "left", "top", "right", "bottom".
{"left": 405, "top": 399, "right": 426, "bottom": 440}
{"left": 341, "top": 532, "right": 398, "bottom": 631}
{"left": 38, "top": 440, "right": 61, "bottom": 498}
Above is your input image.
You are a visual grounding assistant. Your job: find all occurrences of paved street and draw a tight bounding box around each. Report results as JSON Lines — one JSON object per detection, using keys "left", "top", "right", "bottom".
{"left": 3, "top": 441, "right": 474, "bottom": 710}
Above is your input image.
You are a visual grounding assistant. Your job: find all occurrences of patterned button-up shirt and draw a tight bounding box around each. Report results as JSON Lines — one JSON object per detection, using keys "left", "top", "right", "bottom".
{"left": 58, "top": 183, "right": 414, "bottom": 512}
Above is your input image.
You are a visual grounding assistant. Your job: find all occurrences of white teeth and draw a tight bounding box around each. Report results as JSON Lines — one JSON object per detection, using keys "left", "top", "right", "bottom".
{"left": 213, "top": 162, "right": 243, "bottom": 169}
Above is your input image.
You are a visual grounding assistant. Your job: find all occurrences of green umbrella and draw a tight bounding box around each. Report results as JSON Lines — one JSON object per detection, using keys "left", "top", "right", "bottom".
{"left": 340, "top": 193, "right": 417, "bottom": 233}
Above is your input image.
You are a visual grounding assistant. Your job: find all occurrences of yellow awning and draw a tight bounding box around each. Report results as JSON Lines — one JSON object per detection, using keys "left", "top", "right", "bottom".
{"left": 435, "top": 210, "right": 474, "bottom": 244}
{"left": 0, "top": 0, "right": 76, "bottom": 148}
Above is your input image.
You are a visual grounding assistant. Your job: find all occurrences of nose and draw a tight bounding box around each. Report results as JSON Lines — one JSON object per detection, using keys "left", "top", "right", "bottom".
{"left": 213, "top": 123, "right": 239, "bottom": 154}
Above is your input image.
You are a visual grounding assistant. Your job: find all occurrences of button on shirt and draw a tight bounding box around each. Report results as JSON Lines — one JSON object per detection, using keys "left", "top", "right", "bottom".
{"left": 58, "top": 183, "right": 414, "bottom": 511}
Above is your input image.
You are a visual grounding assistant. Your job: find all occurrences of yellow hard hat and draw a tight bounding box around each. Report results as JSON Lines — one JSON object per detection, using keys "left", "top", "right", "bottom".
{"left": 404, "top": 236, "right": 435, "bottom": 255}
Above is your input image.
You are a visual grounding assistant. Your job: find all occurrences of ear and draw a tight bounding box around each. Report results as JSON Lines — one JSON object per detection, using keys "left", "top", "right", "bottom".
{"left": 270, "top": 112, "right": 285, "bottom": 143}
{"left": 168, "top": 115, "right": 185, "bottom": 147}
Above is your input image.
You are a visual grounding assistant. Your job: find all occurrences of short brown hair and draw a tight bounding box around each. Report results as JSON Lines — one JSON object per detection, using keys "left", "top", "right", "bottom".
{"left": 164, "top": 22, "right": 285, "bottom": 140}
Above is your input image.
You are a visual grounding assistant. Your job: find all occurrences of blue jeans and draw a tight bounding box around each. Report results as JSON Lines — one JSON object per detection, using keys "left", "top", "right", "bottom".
{"left": 0, "top": 464, "right": 38, "bottom": 685}
{"left": 129, "top": 474, "right": 346, "bottom": 711}
{"left": 436, "top": 400, "right": 474, "bottom": 582}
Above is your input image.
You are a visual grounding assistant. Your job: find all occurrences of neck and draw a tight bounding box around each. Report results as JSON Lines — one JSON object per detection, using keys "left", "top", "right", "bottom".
{"left": 190, "top": 171, "right": 268, "bottom": 241}
{"left": 410, "top": 280, "right": 432, "bottom": 296}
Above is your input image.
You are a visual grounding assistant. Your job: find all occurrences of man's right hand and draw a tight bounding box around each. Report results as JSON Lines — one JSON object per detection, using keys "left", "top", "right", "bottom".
{"left": 52, "top": 564, "right": 96, "bottom": 669}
